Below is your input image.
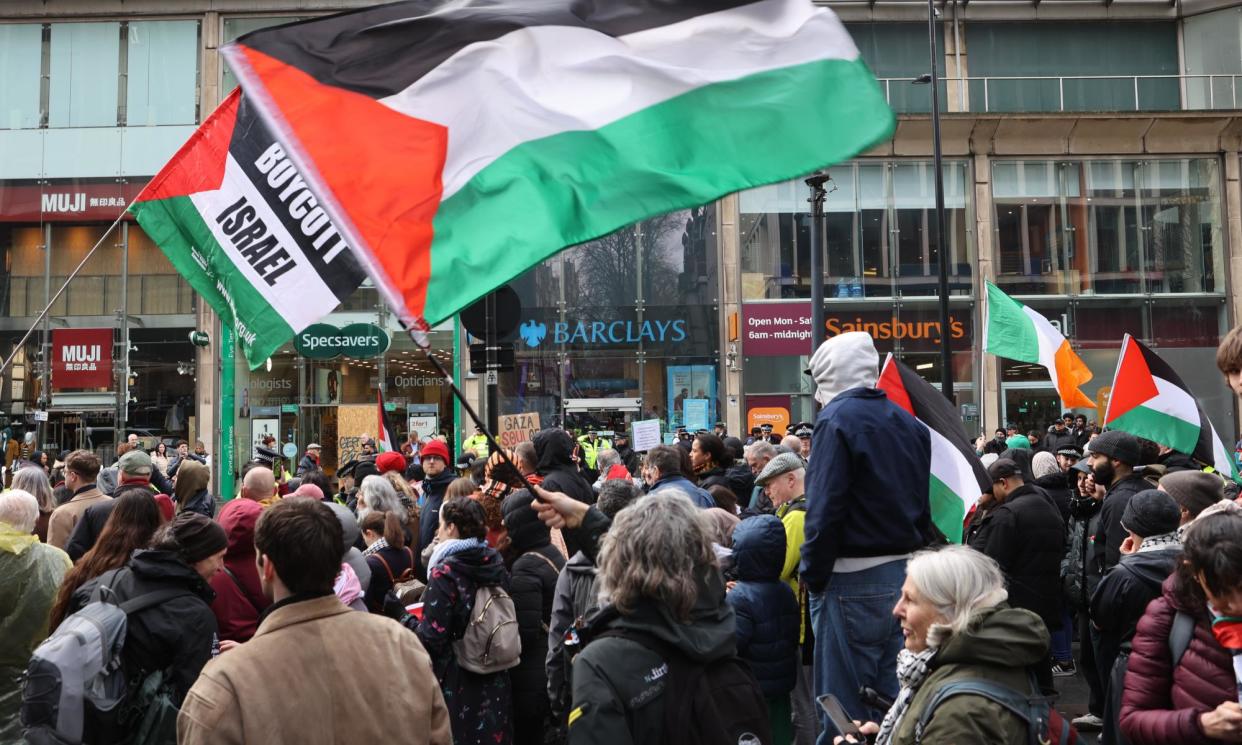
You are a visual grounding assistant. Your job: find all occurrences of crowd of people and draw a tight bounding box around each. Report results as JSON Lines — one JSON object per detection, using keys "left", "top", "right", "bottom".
{"left": 6, "top": 327, "right": 1242, "bottom": 744}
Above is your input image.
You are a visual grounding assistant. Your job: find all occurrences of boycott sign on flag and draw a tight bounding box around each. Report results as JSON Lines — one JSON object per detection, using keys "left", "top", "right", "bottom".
{"left": 130, "top": 90, "right": 366, "bottom": 369}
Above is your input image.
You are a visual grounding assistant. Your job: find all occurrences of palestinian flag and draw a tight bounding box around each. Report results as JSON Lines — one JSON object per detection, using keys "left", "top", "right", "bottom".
{"left": 1104, "top": 335, "right": 1238, "bottom": 480}
{"left": 878, "top": 354, "right": 990, "bottom": 543}
{"left": 220, "top": 0, "right": 894, "bottom": 334}
{"left": 377, "top": 391, "right": 396, "bottom": 453}
{"left": 984, "top": 282, "right": 1095, "bottom": 409}
{"left": 130, "top": 90, "right": 366, "bottom": 369}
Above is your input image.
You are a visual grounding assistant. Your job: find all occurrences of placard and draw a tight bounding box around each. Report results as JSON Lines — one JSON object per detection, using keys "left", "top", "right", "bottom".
{"left": 336, "top": 404, "right": 374, "bottom": 466}
{"left": 631, "top": 418, "right": 661, "bottom": 452}
{"left": 497, "top": 412, "right": 541, "bottom": 449}
{"left": 251, "top": 418, "right": 279, "bottom": 455}
{"left": 683, "top": 399, "right": 709, "bottom": 432}
{"left": 408, "top": 414, "right": 439, "bottom": 442}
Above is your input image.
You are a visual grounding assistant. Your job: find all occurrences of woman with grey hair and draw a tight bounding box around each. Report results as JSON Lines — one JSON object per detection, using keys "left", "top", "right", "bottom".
{"left": 13, "top": 465, "right": 55, "bottom": 542}
{"left": 568, "top": 491, "right": 766, "bottom": 744}
{"left": 835, "top": 545, "right": 1051, "bottom": 745}
{"left": 357, "top": 474, "right": 407, "bottom": 524}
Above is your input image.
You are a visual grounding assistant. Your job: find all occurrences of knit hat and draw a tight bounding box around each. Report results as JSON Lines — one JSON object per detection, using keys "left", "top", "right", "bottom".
{"left": 1121, "top": 489, "right": 1181, "bottom": 538}
{"left": 118, "top": 449, "right": 154, "bottom": 477}
{"left": 807, "top": 332, "right": 879, "bottom": 407}
{"left": 1160, "top": 470, "right": 1225, "bottom": 519}
{"left": 1089, "top": 430, "right": 1141, "bottom": 466}
{"left": 501, "top": 489, "right": 550, "bottom": 552}
{"left": 754, "top": 452, "right": 805, "bottom": 487}
{"left": 375, "top": 451, "right": 406, "bottom": 474}
{"left": 1004, "top": 434, "right": 1032, "bottom": 451}
{"left": 421, "top": 439, "right": 450, "bottom": 463}
{"left": 169, "top": 512, "right": 228, "bottom": 564}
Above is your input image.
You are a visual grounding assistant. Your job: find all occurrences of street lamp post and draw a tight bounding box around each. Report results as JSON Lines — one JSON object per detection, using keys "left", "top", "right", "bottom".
{"left": 806, "top": 172, "right": 830, "bottom": 362}
{"left": 925, "top": 0, "right": 954, "bottom": 401}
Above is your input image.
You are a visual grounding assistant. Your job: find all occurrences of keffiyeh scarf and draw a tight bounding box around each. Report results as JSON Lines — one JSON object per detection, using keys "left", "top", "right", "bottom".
{"left": 875, "top": 646, "right": 938, "bottom": 745}
{"left": 428, "top": 537, "right": 487, "bottom": 573}
{"left": 1137, "top": 532, "right": 1181, "bottom": 553}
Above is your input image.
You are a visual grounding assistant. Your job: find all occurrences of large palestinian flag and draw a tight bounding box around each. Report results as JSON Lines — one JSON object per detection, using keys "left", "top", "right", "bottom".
{"left": 130, "top": 90, "right": 366, "bottom": 369}
{"left": 1104, "top": 335, "right": 1238, "bottom": 480}
{"left": 220, "top": 0, "right": 895, "bottom": 334}
{"left": 984, "top": 281, "right": 1095, "bottom": 409}
{"left": 878, "top": 355, "right": 989, "bottom": 542}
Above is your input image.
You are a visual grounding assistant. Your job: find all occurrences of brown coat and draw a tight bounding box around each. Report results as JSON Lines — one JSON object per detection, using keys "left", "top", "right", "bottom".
{"left": 46, "top": 487, "right": 109, "bottom": 550}
{"left": 177, "top": 594, "right": 451, "bottom": 745}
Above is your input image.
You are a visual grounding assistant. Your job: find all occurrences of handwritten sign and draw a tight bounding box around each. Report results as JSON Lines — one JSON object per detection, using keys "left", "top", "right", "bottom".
{"left": 497, "top": 412, "right": 541, "bottom": 449}
{"left": 336, "top": 404, "right": 375, "bottom": 470}
{"left": 632, "top": 418, "right": 661, "bottom": 452}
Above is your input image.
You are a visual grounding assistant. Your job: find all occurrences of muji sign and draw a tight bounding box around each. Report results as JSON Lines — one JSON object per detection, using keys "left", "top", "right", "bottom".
{"left": 52, "top": 328, "right": 113, "bottom": 390}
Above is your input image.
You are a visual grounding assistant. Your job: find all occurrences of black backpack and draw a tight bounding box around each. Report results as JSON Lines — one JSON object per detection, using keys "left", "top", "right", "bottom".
{"left": 912, "top": 671, "right": 1085, "bottom": 745}
{"left": 599, "top": 629, "right": 771, "bottom": 745}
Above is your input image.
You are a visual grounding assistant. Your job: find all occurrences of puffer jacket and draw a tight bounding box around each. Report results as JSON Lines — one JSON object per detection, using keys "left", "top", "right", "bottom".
{"left": 208, "top": 499, "right": 270, "bottom": 642}
{"left": 546, "top": 551, "right": 599, "bottom": 720}
{"left": 727, "top": 515, "right": 799, "bottom": 697}
{"left": 1062, "top": 494, "right": 1103, "bottom": 612}
{"left": 1120, "top": 574, "right": 1236, "bottom": 744}
{"left": 1090, "top": 543, "right": 1182, "bottom": 691}
{"left": 890, "top": 605, "right": 1051, "bottom": 745}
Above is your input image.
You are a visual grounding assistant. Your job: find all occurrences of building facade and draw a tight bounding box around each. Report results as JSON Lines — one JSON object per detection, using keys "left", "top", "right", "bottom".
{"left": 2, "top": 0, "right": 1240, "bottom": 479}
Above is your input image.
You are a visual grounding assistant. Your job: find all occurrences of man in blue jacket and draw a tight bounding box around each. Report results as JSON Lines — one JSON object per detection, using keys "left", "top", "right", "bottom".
{"left": 642, "top": 445, "right": 715, "bottom": 509}
{"left": 799, "top": 332, "right": 935, "bottom": 737}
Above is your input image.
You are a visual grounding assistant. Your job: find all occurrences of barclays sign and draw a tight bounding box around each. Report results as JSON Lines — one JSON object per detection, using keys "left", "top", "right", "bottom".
{"left": 519, "top": 318, "right": 687, "bottom": 348}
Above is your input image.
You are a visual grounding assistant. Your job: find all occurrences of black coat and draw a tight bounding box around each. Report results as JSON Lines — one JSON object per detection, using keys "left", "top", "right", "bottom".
{"left": 696, "top": 465, "right": 731, "bottom": 493}
{"left": 508, "top": 544, "right": 565, "bottom": 733}
{"left": 1042, "top": 428, "right": 1078, "bottom": 454}
{"left": 73, "top": 550, "right": 217, "bottom": 704}
{"left": 1096, "top": 474, "right": 1152, "bottom": 574}
{"left": 969, "top": 483, "right": 1066, "bottom": 630}
{"left": 1032, "top": 472, "right": 1073, "bottom": 525}
{"left": 1090, "top": 544, "right": 1182, "bottom": 686}
{"left": 416, "top": 470, "right": 457, "bottom": 579}
{"left": 1158, "top": 450, "right": 1199, "bottom": 473}
{"left": 65, "top": 499, "right": 115, "bottom": 562}
{"left": 533, "top": 430, "right": 594, "bottom": 505}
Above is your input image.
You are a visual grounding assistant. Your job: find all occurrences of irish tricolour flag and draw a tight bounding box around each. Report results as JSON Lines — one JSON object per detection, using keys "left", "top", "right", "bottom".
{"left": 221, "top": 0, "right": 895, "bottom": 333}
{"left": 984, "top": 282, "right": 1095, "bottom": 409}
{"left": 1104, "top": 335, "right": 1239, "bottom": 480}
{"left": 878, "top": 355, "right": 990, "bottom": 542}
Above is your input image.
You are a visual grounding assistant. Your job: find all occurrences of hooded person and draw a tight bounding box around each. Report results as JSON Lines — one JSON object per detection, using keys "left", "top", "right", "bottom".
{"left": 533, "top": 428, "right": 595, "bottom": 557}
{"left": 327, "top": 501, "right": 372, "bottom": 598}
{"left": 501, "top": 490, "right": 566, "bottom": 745}
{"left": 174, "top": 459, "right": 215, "bottom": 519}
{"left": 1031, "top": 450, "right": 1073, "bottom": 523}
{"left": 799, "top": 331, "right": 936, "bottom": 726}
{"left": 208, "top": 498, "right": 270, "bottom": 642}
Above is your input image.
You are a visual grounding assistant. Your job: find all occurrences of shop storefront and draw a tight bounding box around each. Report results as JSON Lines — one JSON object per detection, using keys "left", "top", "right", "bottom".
{"left": 738, "top": 160, "right": 980, "bottom": 433}
{"left": 494, "top": 205, "right": 720, "bottom": 438}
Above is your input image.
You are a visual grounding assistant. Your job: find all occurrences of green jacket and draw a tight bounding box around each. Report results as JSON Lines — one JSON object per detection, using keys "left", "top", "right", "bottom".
{"left": 461, "top": 434, "right": 488, "bottom": 458}
{"left": 892, "top": 604, "right": 1050, "bottom": 745}
{"left": 576, "top": 436, "right": 611, "bottom": 470}
{"left": 568, "top": 568, "right": 735, "bottom": 745}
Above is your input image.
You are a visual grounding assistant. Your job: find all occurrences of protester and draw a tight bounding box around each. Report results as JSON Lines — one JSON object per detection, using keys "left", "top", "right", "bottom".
{"left": 1120, "top": 511, "right": 1242, "bottom": 744}
{"left": 360, "top": 508, "right": 415, "bottom": 614}
{"left": 1090, "top": 430, "right": 1150, "bottom": 573}
{"left": 326, "top": 501, "right": 371, "bottom": 594}
{"left": 151, "top": 441, "right": 170, "bottom": 476}
{"left": 691, "top": 432, "right": 732, "bottom": 491}
{"left": 296, "top": 442, "right": 322, "bottom": 477}
{"left": 707, "top": 484, "right": 740, "bottom": 515}
{"left": 300, "top": 469, "right": 333, "bottom": 502}
{"left": 397, "top": 497, "right": 512, "bottom": 745}
{"left": 0, "top": 490, "right": 70, "bottom": 740}
{"left": 643, "top": 444, "right": 715, "bottom": 508}
{"left": 567, "top": 491, "right": 747, "bottom": 744}
{"left": 178, "top": 498, "right": 450, "bottom": 743}
{"left": 208, "top": 498, "right": 269, "bottom": 642}
{"left": 12, "top": 465, "right": 54, "bottom": 543}
{"left": 46, "top": 449, "right": 107, "bottom": 549}
{"left": 501, "top": 490, "right": 566, "bottom": 745}
{"left": 1091, "top": 489, "right": 1183, "bottom": 744}
{"left": 1065, "top": 461, "right": 1108, "bottom": 730}
{"left": 173, "top": 459, "right": 214, "bottom": 518}
{"left": 1043, "top": 417, "right": 1079, "bottom": 453}
{"left": 833, "top": 545, "right": 1050, "bottom": 745}
{"left": 612, "top": 432, "right": 640, "bottom": 475}
{"left": 533, "top": 428, "right": 594, "bottom": 507}
{"left": 801, "top": 332, "right": 935, "bottom": 725}
{"left": 1160, "top": 470, "right": 1226, "bottom": 536}
{"left": 240, "top": 463, "right": 278, "bottom": 507}
{"left": 416, "top": 438, "right": 455, "bottom": 574}
{"left": 745, "top": 441, "right": 778, "bottom": 513}
{"left": 728, "top": 514, "right": 800, "bottom": 744}
{"left": 63, "top": 456, "right": 177, "bottom": 562}
{"left": 545, "top": 479, "right": 639, "bottom": 728}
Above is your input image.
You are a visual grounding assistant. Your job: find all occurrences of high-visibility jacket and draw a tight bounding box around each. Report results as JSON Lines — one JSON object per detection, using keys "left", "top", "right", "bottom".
{"left": 461, "top": 435, "right": 489, "bottom": 458}
{"left": 576, "top": 435, "right": 611, "bottom": 470}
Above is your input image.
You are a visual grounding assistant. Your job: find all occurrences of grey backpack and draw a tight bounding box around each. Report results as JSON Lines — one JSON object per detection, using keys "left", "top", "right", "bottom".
{"left": 453, "top": 584, "right": 521, "bottom": 674}
{"left": 21, "top": 570, "right": 187, "bottom": 744}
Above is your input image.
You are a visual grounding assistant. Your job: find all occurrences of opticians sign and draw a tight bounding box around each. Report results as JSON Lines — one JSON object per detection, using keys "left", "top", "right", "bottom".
{"left": 743, "top": 303, "right": 970, "bottom": 356}
{"left": 52, "top": 328, "right": 113, "bottom": 390}
{"left": 294, "top": 322, "right": 390, "bottom": 359}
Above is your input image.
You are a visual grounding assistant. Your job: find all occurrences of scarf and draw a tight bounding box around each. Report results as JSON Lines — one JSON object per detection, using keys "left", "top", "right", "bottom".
{"left": 1209, "top": 603, "right": 1242, "bottom": 703}
{"left": 428, "top": 537, "right": 486, "bottom": 573}
{"left": 875, "top": 646, "right": 938, "bottom": 745}
{"left": 362, "top": 536, "right": 389, "bottom": 557}
{"left": 1137, "top": 532, "right": 1181, "bottom": 553}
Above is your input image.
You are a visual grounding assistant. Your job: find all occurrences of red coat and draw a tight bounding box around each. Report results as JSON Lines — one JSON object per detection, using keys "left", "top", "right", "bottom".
{"left": 208, "top": 499, "right": 271, "bottom": 642}
{"left": 1120, "top": 574, "right": 1236, "bottom": 744}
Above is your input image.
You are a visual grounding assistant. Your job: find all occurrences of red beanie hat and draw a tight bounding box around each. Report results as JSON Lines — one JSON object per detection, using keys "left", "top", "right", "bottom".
{"left": 375, "top": 451, "right": 407, "bottom": 474}
{"left": 420, "top": 440, "right": 450, "bottom": 463}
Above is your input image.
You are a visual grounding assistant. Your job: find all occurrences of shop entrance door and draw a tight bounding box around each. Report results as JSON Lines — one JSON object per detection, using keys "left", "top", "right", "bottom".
{"left": 1000, "top": 383, "right": 1063, "bottom": 437}
{"left": 563, "top": 398, "right": 642, "bottom": 439}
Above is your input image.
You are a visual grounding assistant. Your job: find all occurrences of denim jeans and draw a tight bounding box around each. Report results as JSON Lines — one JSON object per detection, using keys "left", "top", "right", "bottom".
{"left": 809, "top": 559, "right": 907, "bottom": 744}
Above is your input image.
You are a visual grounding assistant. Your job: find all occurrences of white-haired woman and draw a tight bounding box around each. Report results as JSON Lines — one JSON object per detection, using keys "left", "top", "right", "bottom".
{"left": 12, "top": 464, "right": 55, "bottom": 542}
{"left": 567, "top": 490, "right": 763, "bottom": 745}
{"left": 836, "top": 545, "right": 1051, "bottom": 745}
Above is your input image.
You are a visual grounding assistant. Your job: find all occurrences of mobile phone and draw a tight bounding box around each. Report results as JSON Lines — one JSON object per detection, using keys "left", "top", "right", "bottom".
{"left": 818, "top": 694, "right": 861, "bottom": 737}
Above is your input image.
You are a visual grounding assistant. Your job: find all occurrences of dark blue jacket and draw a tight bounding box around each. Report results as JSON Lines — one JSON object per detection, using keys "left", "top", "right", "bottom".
{"left": 799, "top": 388, "right": 935, "bottom": 592}
{"left": 727, "top": 515, "right": 799, "bottom": 697}
{"left": 647, "top": 474, "right": 715, "bottom": 509}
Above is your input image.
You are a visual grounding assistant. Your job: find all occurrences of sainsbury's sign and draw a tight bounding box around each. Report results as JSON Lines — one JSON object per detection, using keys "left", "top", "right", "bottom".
{"left": 743, "top": 303, "right": 970, "bottom": 356}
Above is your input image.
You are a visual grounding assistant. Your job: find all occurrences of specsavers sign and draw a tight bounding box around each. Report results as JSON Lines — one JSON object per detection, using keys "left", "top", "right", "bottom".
{"left": 295, "top": 322, "right": 390, "bottom": 359}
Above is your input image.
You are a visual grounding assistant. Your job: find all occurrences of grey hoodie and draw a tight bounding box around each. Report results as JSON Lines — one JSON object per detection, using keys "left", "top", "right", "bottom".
{"left": 326, "top": 502, "right": 371, "bottom": 593}
{"left": 808, "top": 331, "right": 879, "bottom": 406}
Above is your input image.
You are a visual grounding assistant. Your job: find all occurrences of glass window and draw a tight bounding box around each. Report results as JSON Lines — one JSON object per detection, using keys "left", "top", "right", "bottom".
{"left": 993, "top": 159, "right": 1223, "bottom": 296}
{"left": 966, "top": 22, "right": 1178, "bottom": 112}
{"left": 846, "top": 23, "right": 946, "bottom": 114}
{"left": 48, "top": 22, "right": 121, "bottom": 128}
{"left": 221, "top": 17, "right": 305, "bottom": 92}
{"left": 739, "top": 161, "right": 972, "bottom": 300}
{"left": 1183, "top": 7, "right": 1242, "bottom": 109}
{"left": 0, "top": 24, "right": 44, "bottom": 129}
{"left": 126, "top": 21, "right": 199, "bottom": 126}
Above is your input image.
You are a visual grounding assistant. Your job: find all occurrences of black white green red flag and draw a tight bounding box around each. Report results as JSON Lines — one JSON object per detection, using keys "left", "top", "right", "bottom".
{"left": 377, "top": 391, "right": 397, "bottom": 453}
{"left": 877, "top": 354, "right": 989, "bottom": 542}
{"left": 220, "top": 0, "right": 895, "bottom": 335}
{"left": 129, "top": 90, "right": 366, "bottom": 369}
{"left": 1103, "top": 334, "right": 1238, "bottom": 480}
